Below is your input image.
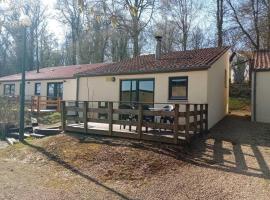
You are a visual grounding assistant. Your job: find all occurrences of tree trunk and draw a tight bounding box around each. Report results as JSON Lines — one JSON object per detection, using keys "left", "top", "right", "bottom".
{"left": 72, "top": 30, "right": 77, "bottom": 65}
{"left": 217, "top": 0, "right": 224, "bottom": 47}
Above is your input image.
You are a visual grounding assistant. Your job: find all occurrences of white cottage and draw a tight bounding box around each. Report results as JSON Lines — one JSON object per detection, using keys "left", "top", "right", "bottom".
{"left": 76, "top": 46, "right": 231, "bottom": 129}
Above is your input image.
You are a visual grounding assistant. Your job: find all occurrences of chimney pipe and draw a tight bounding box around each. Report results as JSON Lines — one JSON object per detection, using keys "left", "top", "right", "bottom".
{"left": 155, "top": 35, "right": 162, "bottom": 59}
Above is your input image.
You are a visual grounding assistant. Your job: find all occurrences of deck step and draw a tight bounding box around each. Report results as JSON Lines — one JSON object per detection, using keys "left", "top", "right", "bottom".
{"left": 30, "top": 133, "right": 46, "bottom": 138}
{"left": 6, "top": 132, "right": 31, "bottom": 139}
{"left": 8, "top": 126, "right": 33, "bottom": 134}
{"left": 34, "top": 128, "right": 61, "bottom": 136}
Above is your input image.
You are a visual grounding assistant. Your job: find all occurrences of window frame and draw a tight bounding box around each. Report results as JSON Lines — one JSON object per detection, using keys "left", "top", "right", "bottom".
{"left": 34, "top": 82, "right": 41, "bottom": 96}
{"left": 168, "top": 76, "right": 188, "bottom": 100}
{"left": 3, "top": 84, "right": 15, "bottom": 96}
{"left": 119, "top": 78, "right": 155, "bottom": 104}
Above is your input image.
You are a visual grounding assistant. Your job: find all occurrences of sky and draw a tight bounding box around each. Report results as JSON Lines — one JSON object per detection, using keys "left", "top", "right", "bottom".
{"left": 43, "top": 0, "right": 66, "bottom": 42}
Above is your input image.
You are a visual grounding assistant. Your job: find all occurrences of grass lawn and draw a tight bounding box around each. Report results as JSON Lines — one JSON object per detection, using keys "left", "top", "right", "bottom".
{"left": 229, "top": 97, "right": 251, "bottom": 111}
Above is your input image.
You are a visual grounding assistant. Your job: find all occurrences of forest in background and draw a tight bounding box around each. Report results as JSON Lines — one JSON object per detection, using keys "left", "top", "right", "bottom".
{"left": 0, "top": 0, "right": 269, "bottom": 77}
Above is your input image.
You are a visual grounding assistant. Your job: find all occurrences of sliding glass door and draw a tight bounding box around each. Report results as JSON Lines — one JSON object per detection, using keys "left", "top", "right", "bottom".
{"left": 120, "top": 79, "right": 154, "bottom": 106}
{"left": 47, "top": 82, "right": 63, "bottom": 100}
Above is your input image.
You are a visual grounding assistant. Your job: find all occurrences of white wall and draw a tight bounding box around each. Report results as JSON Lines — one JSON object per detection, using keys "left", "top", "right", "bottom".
{"left": 0, "top": 81, "right": 21, "bottom": 97}
{"left": 207, "top": 52, "right": 230, "bottom": 128}
{"left": 253, "top": 71, "right": 270, "bottom": 123}
{"left": 78, "top": 71, "right": 208, "bottom": 105}
{"left": 0, "top": 78, "right": 77, "bottom": 101}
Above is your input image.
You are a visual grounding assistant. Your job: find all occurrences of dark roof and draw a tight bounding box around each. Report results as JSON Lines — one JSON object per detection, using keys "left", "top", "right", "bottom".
{"left": 0, "top": 63, "right": 108, "bottom": 82}
{"left": 77, "top": 47, "right": 230, "bottom": 77}
{"left": 252, "top": 50, "right": 270, "bottom": 71}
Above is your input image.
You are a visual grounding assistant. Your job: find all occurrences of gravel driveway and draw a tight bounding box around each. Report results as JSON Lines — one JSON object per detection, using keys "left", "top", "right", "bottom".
{"left": 0, "top": 113, "right": 269, "bottom": 200}
{"left": 0, "top": 141, "right": 8, "bottom": 149}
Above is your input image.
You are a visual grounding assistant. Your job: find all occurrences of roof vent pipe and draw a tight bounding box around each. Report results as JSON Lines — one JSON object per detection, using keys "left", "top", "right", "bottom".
{"left": 155, "top": 35, "right": 162, "bottom": 60}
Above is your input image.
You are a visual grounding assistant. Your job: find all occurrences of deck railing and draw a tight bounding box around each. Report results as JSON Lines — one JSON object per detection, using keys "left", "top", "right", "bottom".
{"left": 61, "top": 101, "right": 208, "bottom": 144}
{"left": 31, "top": 96, "right": 61, "bottom": 113}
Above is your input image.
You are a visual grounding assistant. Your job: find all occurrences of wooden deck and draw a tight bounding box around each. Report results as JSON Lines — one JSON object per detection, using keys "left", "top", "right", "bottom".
{"left": 61, "top": 101, "right": 208, "bottom": 145}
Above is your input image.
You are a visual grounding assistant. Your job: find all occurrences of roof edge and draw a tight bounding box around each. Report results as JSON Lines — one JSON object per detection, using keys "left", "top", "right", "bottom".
{"left": 76, "top": 66, "right": 210, "bottom": 78}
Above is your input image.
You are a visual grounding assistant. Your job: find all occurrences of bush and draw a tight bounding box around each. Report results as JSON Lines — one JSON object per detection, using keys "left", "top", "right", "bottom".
{"left": 0, "top": 97, "right": 19, "bottom": 124}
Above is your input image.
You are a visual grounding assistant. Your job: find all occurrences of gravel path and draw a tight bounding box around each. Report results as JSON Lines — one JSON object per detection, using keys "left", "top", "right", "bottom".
{"left": 0, "top": 141, "right": 8, "bottom": 149}
{"left": 0, "top": 113, "right": 269, "bottom": 200}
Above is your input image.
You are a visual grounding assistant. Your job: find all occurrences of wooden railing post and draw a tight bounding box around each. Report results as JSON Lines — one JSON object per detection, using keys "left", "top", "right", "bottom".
{"left": 61, "top": 101, "right": 66, "bottom": 131}
{"left": 37, "top": 96, "right": 40, "bottom": 113}
{"left": 31, "top": 96, "right": 34, "bottom": 112}
{"left": 200, "top": 104, "right": 204, "bottom": 134}
{"left": 57, "top": 97, "right": 61, "bottom": 112}
{"left": 137, "top": 104, "right": 143, "bottom": 139}
{"left": 83, "top": 101, "right": 88, "bottom": 133}
{"left": 194, "top": 104, "right": 198, "bottom": 134}
{"left": 205, "top": 104, "right": 208, "bottom": 133}
{"left": 185, "top": 104, "right": 190, "bottom": 142}
{"left": 173, "top": 104, "right": 179, "bottom": 144}
{"left": 108, "top": 102, "right": 113, "bottom": 136}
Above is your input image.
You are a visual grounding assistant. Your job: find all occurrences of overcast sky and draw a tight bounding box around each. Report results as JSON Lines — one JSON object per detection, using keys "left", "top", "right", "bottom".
{"left": 43, "top": 0, "right": 66, "bottom": 42}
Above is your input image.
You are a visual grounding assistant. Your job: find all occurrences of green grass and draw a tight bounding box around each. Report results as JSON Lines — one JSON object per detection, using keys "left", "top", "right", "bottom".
{"left": 229, "top": 97, "right": 251, "bottom": 111}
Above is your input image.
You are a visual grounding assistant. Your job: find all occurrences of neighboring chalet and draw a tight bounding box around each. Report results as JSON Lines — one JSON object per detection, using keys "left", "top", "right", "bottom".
{"left": 251, "top": 50, "right": 270, "bottom": 123}
{"left": 75, "top": 46, "right": 230, "bottom": 129}
{"left": 0, "top": 63, "right": 106, "bottom": 101}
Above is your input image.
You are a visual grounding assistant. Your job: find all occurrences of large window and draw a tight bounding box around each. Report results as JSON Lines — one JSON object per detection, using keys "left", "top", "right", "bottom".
{"left": 35, "top": 83, "right": 41, "bottom": 96}
{"left": 47, "top": 82, "right": 63, "bottom": 99}
{"left": 120, "top": 79, "right": 154, "bottom": 105}
{"left": 169, "top": 77, "right": 188, "bottom": 100}
{"left": 4, "top": 84, "right": 15, "bottom": 96}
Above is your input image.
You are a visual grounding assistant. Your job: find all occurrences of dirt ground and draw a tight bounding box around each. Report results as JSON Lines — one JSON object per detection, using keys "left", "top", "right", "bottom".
{"left": 0, "top": 113, "right": 270, "bottom": 200}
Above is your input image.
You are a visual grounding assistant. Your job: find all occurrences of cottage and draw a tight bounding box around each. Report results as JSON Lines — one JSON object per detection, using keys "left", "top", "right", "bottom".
{"left": 251, "top": 50, "right": 270, "bottom": 123}
{"left": 0, "top": 63, "right": 106, "bottom": 101}
{"left": 76, "top": 45, "right": 230, "bottom": 129}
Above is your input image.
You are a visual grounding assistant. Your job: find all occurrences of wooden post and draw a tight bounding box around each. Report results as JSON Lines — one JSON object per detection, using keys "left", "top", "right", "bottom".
{"left": 137, "top": 104, "right": 143, "bottom": 139}
{"left": 37, "top": 96, "right": 40, "bottom": 113}
{"left": 108, "top": 102, "right": 113, "bottom": 136}
{"left": 83, "top": 101, "right": 88, "bottom": 133}
{"left": 205, "top": 104, "right": 209, "bottom": 133}
{"left": 61, "top": 101, "right": 66, "bottom": 131}
{"left": 57, "top": 97, "right": 61, "bottom": 112}
{"left": 200, "top": 104, "right": 203, "bottom": 134}
{"left": 185, "top": 104, "right": 190, "bottom": 142}
{"left": 173, "top": 104, "right": 179, "bottom": 144}
{"left": 31, "top": 96, "right": 34, "bottom": 112}
{"left": 194, "top": 104, "right": 198, "bottom": 134}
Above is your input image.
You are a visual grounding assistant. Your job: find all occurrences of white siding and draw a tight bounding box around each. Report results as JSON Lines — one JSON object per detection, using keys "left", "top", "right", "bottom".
{"left": 207, "top": 52, "right": 230, "bottom": 128}
{"left": 254, "top": 71, "right": 270, "bottom": 123}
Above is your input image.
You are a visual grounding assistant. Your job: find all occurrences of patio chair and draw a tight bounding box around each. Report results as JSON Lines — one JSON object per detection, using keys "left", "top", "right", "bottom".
{"left": 160, "top": 105, "right": 174, "bottom": 131}
{"left": 119, "top": 104, "right": 134, "bottom": 131}
{"left": 141, "top": 104, "right": 155, "bottom": 133}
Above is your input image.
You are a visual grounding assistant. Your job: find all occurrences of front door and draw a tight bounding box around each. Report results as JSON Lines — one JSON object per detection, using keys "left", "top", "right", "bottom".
{"left": 47, "top": 82, "right": 63, "bottom": 109}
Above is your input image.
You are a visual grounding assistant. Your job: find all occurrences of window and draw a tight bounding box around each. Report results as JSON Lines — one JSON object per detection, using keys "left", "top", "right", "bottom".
{"left": 120, "top": 79, "right": 154, "bottom": 105}
{"left": 35, "top": 83, "right": 41, "bottom": 95}
{"left": 169, "top": 77, "right": 188, "bottom": 100}
{"left": 4, "top": 84, "right": 15, "bottom": 96}
{"left": 47, "top": 82, "right": 63, "bottom": 99}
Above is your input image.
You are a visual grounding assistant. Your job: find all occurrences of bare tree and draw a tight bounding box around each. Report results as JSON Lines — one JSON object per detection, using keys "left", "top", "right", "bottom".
{"left": 110, "top": 0, "right": 155, "bottom": 57}
{"left": 227, "top": 0, "right": 261, "bottom": 50}
{"left": 216, "top": 0, "right": 225, "bottom": 47}
{"left": 164, "top": 0, "right": 200, "bottom": 51}
{"left": 56, "top": 0, "right": 82, "bottom": 65}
